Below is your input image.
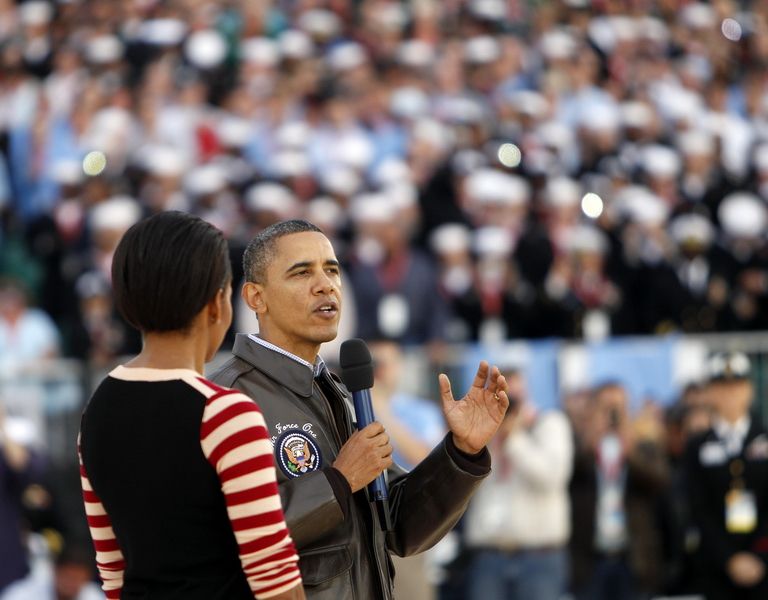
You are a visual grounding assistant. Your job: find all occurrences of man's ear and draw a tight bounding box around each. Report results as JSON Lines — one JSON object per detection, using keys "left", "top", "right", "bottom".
{"left": 242, "top": 281, "right": 266, "bottom": 315}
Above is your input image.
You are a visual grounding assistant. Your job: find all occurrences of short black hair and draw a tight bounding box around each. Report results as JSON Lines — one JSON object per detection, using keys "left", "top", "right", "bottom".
{"left": 112, "top": 211, "right": 231, "bottom": 333}
{"left": 243, "top": 219, "right": 322, "bottom": 283}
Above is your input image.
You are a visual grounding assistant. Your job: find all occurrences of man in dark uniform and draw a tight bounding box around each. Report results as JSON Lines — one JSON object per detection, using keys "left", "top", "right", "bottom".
{"left": 210, "top": 219, "right": 510, "bottom": 600}
{"left": 683, "top": 352, "right": 768, "bottom": 599}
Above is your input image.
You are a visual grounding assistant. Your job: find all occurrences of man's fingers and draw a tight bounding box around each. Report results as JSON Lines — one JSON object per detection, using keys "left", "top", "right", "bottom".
{"left": 361, "top": 421, "right": 385, "bottom": 436}
{"left": 438, "top": 373, "right": 453, "bottom": 404}
{"left": 471, "top": 361, "right": 489, "bottom": 390}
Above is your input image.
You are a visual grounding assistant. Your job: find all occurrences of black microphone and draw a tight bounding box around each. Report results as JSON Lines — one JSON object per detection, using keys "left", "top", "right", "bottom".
{"left": 339, "top": 338, "right": 393, "bottom": 532}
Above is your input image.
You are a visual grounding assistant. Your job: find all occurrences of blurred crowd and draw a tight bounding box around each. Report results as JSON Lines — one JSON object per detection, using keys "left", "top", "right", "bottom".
{"left": 2, "top": 0, "right": 768, "bottom": 599}
{"left": 2, "top": 0, "right": 768, "bottom": 368}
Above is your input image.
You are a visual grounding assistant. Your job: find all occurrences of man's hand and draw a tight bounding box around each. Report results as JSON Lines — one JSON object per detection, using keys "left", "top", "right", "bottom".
{"left": 333, "top": 422, "right": 393, "bottom": 492}
{"left": 439, "top": 361, "right": 509, "bottom": 455}
{"left": 727, "top": 552, "right": 765, "bottom": 587}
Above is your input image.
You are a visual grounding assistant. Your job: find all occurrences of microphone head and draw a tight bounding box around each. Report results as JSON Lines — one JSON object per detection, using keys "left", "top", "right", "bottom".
{"left": 339, "top": 338, "right": 374, "bottom": 392}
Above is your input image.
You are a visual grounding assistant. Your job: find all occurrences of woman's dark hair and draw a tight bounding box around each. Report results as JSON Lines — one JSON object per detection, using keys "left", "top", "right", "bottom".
{"left": 112, "top": 211, "right": 231, "bottom": 333}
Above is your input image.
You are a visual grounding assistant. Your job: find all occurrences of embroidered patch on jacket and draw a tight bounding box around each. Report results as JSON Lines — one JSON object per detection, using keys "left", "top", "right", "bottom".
{"left": 275, "top": 429, "right": 321, "bottom": 478}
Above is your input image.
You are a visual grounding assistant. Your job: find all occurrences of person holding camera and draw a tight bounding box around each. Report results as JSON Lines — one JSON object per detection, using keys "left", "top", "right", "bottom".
{"left": 568, "top": 382, "right": 669, "bottom": 600}
{"left": 462, "top": 368, "right": 573, "bottom": 600}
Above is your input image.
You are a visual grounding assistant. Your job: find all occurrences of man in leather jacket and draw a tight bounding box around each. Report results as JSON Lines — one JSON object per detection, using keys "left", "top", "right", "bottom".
{"left": 210, "top": 220, "right": 510, "bottom": 600}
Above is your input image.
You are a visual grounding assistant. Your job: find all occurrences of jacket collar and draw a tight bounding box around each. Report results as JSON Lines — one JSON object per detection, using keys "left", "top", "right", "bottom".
{"left": 232, "top": 333, "right": 315, "bottom": 398}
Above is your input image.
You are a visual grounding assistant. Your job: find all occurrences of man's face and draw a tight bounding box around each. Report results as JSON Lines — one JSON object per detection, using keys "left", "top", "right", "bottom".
{"left": 709, "top": 379, "right": 753, "bottom": 421}
{"left": 247, "top": 231, "right": 342, "bottom": 360}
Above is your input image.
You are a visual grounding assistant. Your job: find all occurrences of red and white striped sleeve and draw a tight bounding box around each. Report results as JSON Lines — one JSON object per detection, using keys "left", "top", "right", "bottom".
{"left": 78, "top": 435, "right": 125, "bottom": 600}
{"left": 199, "top": 382, "right": 302, "bottom": 599}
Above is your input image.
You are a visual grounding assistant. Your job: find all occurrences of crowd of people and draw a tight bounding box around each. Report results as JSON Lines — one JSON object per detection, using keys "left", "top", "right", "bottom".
{"left": 2, "top": 0, "right": 768, "bottom": 364}
{"left": 2, "top": 0, "right": 768, "bottom": 598}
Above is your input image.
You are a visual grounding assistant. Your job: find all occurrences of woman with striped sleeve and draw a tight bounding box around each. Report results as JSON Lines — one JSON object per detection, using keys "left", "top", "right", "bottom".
{"left": 78, "top": 211, "right": 305, "bottom": 600}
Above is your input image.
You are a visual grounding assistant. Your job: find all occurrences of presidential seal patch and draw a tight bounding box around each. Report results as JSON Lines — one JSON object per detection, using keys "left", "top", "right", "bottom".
{"left": 276, "top": 429, "right": 321, "bottom": 478}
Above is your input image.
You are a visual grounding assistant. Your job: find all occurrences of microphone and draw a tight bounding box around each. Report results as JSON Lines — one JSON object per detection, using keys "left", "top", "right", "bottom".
{"left": 339, "top": 338, "right": 393, "bottom": 532}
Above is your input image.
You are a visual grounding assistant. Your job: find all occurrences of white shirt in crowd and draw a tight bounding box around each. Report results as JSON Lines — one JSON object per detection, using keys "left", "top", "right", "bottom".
{"left": 464, "top": 410, "right": 574, "bottom": 550}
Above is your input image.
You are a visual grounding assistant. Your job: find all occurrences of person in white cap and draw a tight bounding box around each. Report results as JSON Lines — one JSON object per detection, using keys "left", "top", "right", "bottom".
{"left": 347, "top": 193, "right": 451, "bottom": 349}
{"left": 714, "top": 192, "right": 768, "bottom": 331}
{"left": 644, "top": 213, "right": 721, "bottom": 333}
{"left": 683, "top": 352, "right": 768, "bottom": 600}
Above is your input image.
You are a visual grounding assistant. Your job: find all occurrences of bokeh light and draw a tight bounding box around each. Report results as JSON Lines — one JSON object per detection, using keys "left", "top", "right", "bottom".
{"left": 497, "top": 143, "right": 522, "bottom": 168}
{"left": 581, "top": 192, "right": 604, "bottom": 219}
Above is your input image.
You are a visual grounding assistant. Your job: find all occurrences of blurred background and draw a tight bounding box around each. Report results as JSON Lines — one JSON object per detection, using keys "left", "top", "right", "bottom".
{"left": 1, "top": 0, "right": 768, "bottom": 599}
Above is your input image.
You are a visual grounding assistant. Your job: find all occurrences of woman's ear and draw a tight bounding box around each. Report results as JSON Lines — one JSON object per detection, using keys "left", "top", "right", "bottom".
{"left": 242, "top": 281, "right": 266, "bottom": 315}
{"left": 207, "top": 287, "right": 226, "bottom": 324}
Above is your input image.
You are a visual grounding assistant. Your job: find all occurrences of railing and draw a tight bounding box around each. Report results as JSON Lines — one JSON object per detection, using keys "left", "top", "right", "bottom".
{"left": 3, "top": 331, "right": 767, "bottom": 545}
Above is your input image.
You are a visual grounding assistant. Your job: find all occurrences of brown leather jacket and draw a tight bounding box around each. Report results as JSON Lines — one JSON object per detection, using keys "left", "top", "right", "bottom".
{"left": 210, "top": 334, "right": 490, "bottom": 600}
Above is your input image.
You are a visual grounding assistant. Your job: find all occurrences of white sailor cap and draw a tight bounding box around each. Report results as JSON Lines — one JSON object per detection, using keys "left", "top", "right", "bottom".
{"left": 304, "top": 196, "right": 345, "bottom": 230}
{"left": 468, "top": 0, "right": 508, "bottom": 21}
{"left": 372, "top": 158, "right": 413, "bottom": 188}
{"left": 371, "top": 2, "right": 408, "bottom": 31}
{"left": 588, "top": 17, "right": 618, "bottom": 55}
{"left": 240, "top": 37, "right": 279, "bottom": 67}
{"left": 389, "top": 87, "right": 431, "bottom": 120}
{"left": 655, "top": 86, "right": 705, "bottom": 124}
{"left": 589, "top": 15, "right": 638, "bottom": 55}
{"left": 185, "top": 164, "right": 227, "bottom": 196}
{"left": 641, "top": 144, "right": 682, "bottom": 179}
{"left": 508, "top": 90, "right": 550, "bottom": 120}
{"left": 51, "top": 159, "right": 85, "bottom": 186}
{"left": 465, "top": 169, "right": 530, "bottom": 206}
{"left": 539, "top": 29, "right": 577, "bottom": 61}
{"left": 677, "top": 129, "right": 716, "bottom": 157}
{"left": 579, "top": 100, "right": 621, "bottom": 132}
{"left": 537, "top": 120, "right": 576, "bottom": 151}
{"left": 669, "top": 213, "right": 714, "bottom": 246}
{"left": 412, "top": 119, "right": 455, "bottom": 153}
{"left": 326, "top": 42, "right": 368, "bottom": 72}
{"left": 89, "top": 196, "right": 142, "bottom": 232}
{"left": 140, "top": 145, "right": 187, "bottom": 178}
{"left": 638, "top": 16, "right": 670, "bottom": 47}
{"left": 297, "top": 9, "right": 342, "bottom": 40}
{"left": 383, "top": 182, "right": 417, "bottom": 210}
{"left": 680, "top": 3, "right": 717, "bottom": 30}
{"left": 464, "top": 36, "right": 501, "bottom": 65}
{"left": 138, "top": 18, "right": 187, "bottom": 47}
{"left": 440, "top": 97, "right": 488, "bottom": 125}
{"left": 718, "top": 192, "right": 767, "bottom": 238}
{"left": 563, "top": 0, "right": 590, "bottom": 8}
{"left": 395, "top": 40, "right": 435, "bottom": 70}
{"left": 20, "top": 1, "right": 52, "bottom": 26}
{"left": 320, "top": 165, "right": 362, "bottom": 197}
{"left": 616, "top": 186, "right": 669, "bottom": 226}
{"left": 565, "top": 224, "right": 608, "bottom": 254}
{"left": 85, "top": 35, "right": 124, "bottom": 65}
{"left": 543, "top": 176, "right": 582, "bottom": 208}
{"left": 272, "top": 151, "right": 311, "bottom": 178}
{"left": 334, "top": 135, "right": 374, "bottom": 171}
{"left": 473, "top": 226, "right": 514, "bottom": 257}
{"left": 707, "top": 351, "right": 751, "bottom": 381}
{"left": 621, "top": 101, "right": 654, "bottom": 130}
{"left": 430, "top": 223, "right": 472, "bottom": 255}
{"left": 349, "top": 193, "right": 398, "bottom": 224}
{"left": 218, "top": 116, "right": 252, "bottom": 149}
{"left": 278, "top": 30, "right": 314, "bottom": 61}
{"left": 275, "top": 121, "right": 311, "bottom": 150}
{"left": 245, "top": 182, "right": 298, "bottom": 215}
{"left": 185, "top": 30, "right": 227, "bottom": 69}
